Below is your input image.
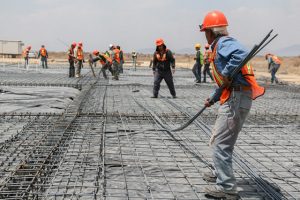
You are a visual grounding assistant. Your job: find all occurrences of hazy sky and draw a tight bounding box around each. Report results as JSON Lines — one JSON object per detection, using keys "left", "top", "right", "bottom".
{"left": 0, "top": 0, "right": 299, "bottom": 53}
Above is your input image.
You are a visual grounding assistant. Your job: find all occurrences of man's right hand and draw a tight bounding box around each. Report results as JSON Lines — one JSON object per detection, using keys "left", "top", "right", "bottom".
{"left": 153, "top": 71, "right": 155, "bottom": 76}
{"left": 204, "top": 98, "right": 213, "bottom": 107}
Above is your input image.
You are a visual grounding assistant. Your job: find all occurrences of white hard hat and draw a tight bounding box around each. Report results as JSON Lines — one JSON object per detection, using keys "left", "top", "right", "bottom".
{"left": 109, "top": 44, "right": 113, "bottom": 48}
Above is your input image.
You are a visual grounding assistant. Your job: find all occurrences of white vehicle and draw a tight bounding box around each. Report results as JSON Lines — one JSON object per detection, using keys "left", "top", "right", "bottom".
{"left": 28, "top": 51, "right": 37, "bottom": 58}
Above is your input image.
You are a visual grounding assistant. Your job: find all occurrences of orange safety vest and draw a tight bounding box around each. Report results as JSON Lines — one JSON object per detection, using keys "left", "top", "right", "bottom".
{"left": 113, "top": 49, "right": 121, "bottom": 63}
{"left": 204, "top": 50, "right": 212, "bottom": 64}
{"left": 272, "top": 55, "right": 282, "bottom": 65}
{"left": 23, "top": 49, "right": 29, "bottom": 58}
{"left": 76, "top": 47, "right": 84, "bottom": 61}
{"left": 104, "top": 54, "right": 112, "bottom": 64}
{"left": 156, "top": 49, "right": 168, "bottom": 61}
{"left": 211, "top": 42, "right": 265, "bottom": 105}
{"left": 40, "top": 48, "right": 47, "bottom": 57}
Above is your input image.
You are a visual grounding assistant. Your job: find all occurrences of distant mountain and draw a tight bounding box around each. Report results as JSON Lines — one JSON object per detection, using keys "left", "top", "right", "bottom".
{"left": 137, "top": 44, "right": 300, "bottom": 56}
{"left": 175, "top": 48, "right": 195, "bottom": 55}
{"left": 137, "top": 48, "right": 155, "bottom": 54}
{"left": 273, "top": 44, "right": 300, "bottom": 56}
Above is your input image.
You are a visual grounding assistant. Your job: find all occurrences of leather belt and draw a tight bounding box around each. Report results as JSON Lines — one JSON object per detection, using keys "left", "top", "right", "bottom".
{"left": 231, "top": 85, "right": 251, "bottom": 91}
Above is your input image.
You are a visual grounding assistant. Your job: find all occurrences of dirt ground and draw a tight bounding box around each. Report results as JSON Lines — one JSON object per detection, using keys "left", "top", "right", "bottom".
{"left": 2, "top": 53, "right": 300, "bottom": 84}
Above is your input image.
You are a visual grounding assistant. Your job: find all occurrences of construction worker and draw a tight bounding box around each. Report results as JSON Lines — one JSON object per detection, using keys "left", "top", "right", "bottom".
{"left": 200, "top": 10, "right": 265, "bottom": 199}
{"left": 203, "top": 44, "right": 214, "bottom": 83}
{"left": 92, "top": 50, "right": 113, "bottom": 79}
{"left": 67, "top": 42, "right": 76, "bottom": 77}
{"left": 152, "top": 38, "right": 176, "bottom": 98}
{"left": 109, "top": 45, "right": 121, "bottom": 80}
{"left": 265, "top": 53, "right": 281, "bottom": 84}
{"left": 23, "top": 46, "right": 31, "bottom": 68}
{"left": 38, "top": 45, "right": 48, "bottom": 69}
{"left": 193, "top": 43, "right": 204, "bottom": 83}
{"left": 75, "top": 42, "right": 84, "bottom": 78}
{"left": 132, "top": 51, "right": 137, "bottom": 70}
{"left": 117, "top": 46, "right": 124, "bottom": 73}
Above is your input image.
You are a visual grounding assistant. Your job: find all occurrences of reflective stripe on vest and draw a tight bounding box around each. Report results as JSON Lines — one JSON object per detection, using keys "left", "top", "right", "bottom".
{"left": 272, "top": 55, "right": 282, "bottom": 65}
{"left": 77, "top": 48, "right": 83, "bottom": 60}
{"left": 211, "top": 40, "right": 265, "bottom": 104}
{"left": 113, "top": 49, "right": 121, "bottom": 63}
{"left": 40, "top": 48, "right": 47, "bottom": 57}
{"left": 156, "top": 50, "right": 167, "bottom": 62}
{"left": 204, "top": 50, "right": 212, "bottom": 64}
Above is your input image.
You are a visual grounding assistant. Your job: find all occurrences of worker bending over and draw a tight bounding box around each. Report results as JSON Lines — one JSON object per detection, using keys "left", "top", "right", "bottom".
{"left": 200, "top": 10, "right": 265, "bottom": 199}
{"left": 38, "top": 45, "right": 48, "bottom": 69}
{"left": 265, "top": 53, "right": 281, "bottom": 84}
{"left": 92, "top": 50, "right": 113, "bottom": 79}
{"left": 151, "top": 38, "right": 176, "bottom": 98}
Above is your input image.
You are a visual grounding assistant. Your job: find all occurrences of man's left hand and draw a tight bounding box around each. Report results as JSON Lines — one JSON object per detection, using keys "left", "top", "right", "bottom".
{"left": 223, "top": 76, "right": 232, "bottom": 88}
{"left": 172, "top": 68, "right": 175, "bottom": 74}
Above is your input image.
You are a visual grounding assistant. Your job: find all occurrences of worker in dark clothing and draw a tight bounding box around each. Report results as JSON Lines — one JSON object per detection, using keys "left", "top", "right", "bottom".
{"left": 38, "top": 45, "right": 48, "bottom": 69}
{"left": 152, "top": 38, "right": 176, "bottom": 98}
{"left": 193, "top": 43, "right": 204, "bottom": 83}
{"left": 67, "top": 42, "right": 76, "bottom": 78}
{"left": 117, "top": 45, "right": 124, "bottom": 73}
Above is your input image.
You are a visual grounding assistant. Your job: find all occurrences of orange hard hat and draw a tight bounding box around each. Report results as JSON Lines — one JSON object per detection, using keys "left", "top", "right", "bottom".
{"left": 27, "top": 46, "right": 31, "bottom": 49}
{"left": 156, "top": 38, "right": 164, "bottom": 46}
{"left": 93, "top": 50, "right": 99, "bottom": 55}
{"left": 205, "top": 44, "right": 210, "bottom": 49}
{"left": 78, "top": 42, "right": 83, "bottom": 47}
{"left": 200, "top": 10, "right": 228, "bottom": 32}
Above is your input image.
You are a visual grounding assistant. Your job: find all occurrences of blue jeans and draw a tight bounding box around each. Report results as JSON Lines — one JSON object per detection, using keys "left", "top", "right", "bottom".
{"left": 211, "top": 90, "right": 252, "bottom": 192}
{"left": 270, "top": 63, "right": 280, "bottom": 83}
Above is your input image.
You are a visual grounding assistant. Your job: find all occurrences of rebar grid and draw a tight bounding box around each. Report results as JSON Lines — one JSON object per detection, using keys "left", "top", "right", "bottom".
{"left": 0, "top": 67, "right": 299, "bottom": 199}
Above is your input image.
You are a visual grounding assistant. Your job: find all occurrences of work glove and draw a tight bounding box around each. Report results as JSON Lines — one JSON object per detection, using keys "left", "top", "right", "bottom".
{"left": 172, "top": 68, "right": 175, "bottom": 74}
{"left": 204, "top": 98, "right": 214, "bottom": 107}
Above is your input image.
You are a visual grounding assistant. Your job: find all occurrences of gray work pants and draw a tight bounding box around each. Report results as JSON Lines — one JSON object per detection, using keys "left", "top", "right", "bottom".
{"left": 112, "top": 61, "right": 119, "bottom": 80}
{"left": 211, "top": 90, "right": 252, "bottom": 192}
{"left": 100, "top": 63, "right": 113, "bottom": 79}
{"left": 76, "top": 60, "right": 83, "bottom": 77}
{"left": 203, "top": 63, "right": 213, "bottom": 82}
{"left": 192, "top": 62, "right": 202, "bottom": 81}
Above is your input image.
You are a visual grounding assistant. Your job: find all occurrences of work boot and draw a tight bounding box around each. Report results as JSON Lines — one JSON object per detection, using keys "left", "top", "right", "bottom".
{"left": 151, "top": 95, "right": 158, "bottom": 98}
{"left": 203, "top": 171, "right": 217, "bottom": 182}
{"left": 204, "top": 186, "right": 239, "bottom": 200}
{"left": 172, "top": 95, "right": 177, "bottom": 99}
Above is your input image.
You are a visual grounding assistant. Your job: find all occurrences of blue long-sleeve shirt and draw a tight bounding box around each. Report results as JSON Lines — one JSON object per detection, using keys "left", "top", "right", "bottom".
{"left": 210, "top": 36, "right": 250, "bottom": 103}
